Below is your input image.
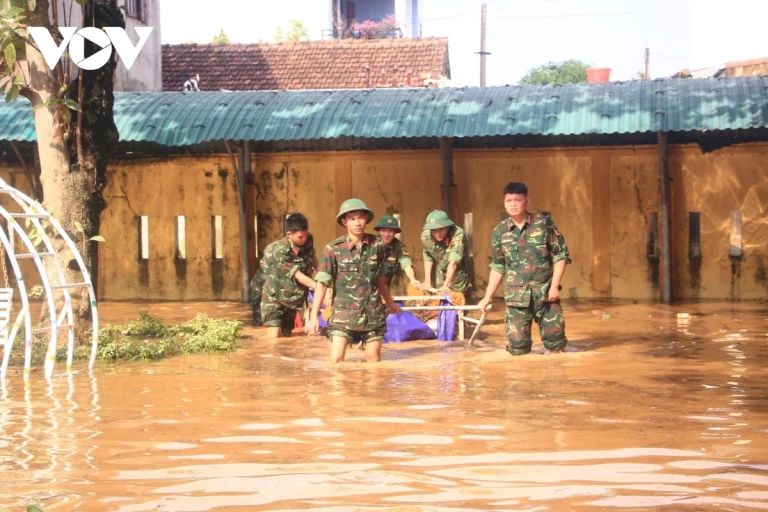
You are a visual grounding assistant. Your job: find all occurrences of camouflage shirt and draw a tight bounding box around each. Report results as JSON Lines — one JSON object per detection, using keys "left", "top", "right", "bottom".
{"left": 490, "top": 213, "right": 571, "bottom": 307}
{"left": 421, "top": 225, "right": 470, "bottom": 293}
{"left": 380, "top": 237, "right": 413, "bottom": 287}
{"left": 315, "top": 233, "right": 386, "bottom": 332}
{"left": 260, "top": 234, "right": 316, "bottom": 308}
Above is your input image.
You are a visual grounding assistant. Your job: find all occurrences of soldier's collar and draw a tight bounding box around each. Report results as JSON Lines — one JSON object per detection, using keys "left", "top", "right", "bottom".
{"left": 345, "top": 233, "right": 368, "bottom": 249}
{"left": 507, "top": 213, "right": 532, "bottom": 231}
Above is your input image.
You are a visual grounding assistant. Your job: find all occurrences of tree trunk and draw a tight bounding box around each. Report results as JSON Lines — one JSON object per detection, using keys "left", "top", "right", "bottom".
{"left": 23, "top": 0, "right": 122, "bottom": 343}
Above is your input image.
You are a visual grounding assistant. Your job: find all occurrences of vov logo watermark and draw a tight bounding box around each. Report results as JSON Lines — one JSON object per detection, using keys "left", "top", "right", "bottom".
{"left": 29, "top": 27, "right": 153, "bottom": 71}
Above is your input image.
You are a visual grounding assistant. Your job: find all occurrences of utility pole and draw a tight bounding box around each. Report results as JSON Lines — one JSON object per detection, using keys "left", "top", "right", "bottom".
{"left": 644, "top": 47, "right": 650, "bottom": 80}
{"left": 480, "top": 3, "right": 487, "bottom": 86}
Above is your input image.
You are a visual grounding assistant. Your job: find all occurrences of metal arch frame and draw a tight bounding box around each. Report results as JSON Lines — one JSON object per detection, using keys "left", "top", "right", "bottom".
{"left": 0, "top": 178, "right": 99, "bottom": 382}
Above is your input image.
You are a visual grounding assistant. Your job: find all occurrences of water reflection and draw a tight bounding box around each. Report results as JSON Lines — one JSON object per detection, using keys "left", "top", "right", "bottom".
{"left": 0, "top": 300, "right": 767, "bottom": 510}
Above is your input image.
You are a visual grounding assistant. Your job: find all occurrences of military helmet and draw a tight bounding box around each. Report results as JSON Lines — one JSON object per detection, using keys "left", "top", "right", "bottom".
{"left": 373, "top": 214, "right": 401, "bottom": 233}
{"left": 423, "top": 210, "right": 454, "bottom": 231}
{"left": 336, "top": 198, "right": 375, "bottom": 226}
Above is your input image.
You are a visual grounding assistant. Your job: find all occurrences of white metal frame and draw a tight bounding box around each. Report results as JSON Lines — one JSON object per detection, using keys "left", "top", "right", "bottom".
{"left": 0, "top": 178, "right": 99, "bottom": 383}
{"left": 392, "top": 290, "right": 491, "bottom": 347}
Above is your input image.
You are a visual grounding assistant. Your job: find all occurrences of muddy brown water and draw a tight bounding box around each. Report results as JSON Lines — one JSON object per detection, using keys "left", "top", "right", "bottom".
{"left": 2, "top": 299, "right": 768, "bottom": 511}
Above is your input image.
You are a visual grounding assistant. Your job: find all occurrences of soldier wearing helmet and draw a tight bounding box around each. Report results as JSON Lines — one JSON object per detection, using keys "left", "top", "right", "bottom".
{"left": 307, "top": 199, "right": 400, "bottom": 363}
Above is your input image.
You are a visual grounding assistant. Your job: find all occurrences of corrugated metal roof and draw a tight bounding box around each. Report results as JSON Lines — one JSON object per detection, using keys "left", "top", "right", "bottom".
{"left": 2, "top": 77, "right": 767, "bottom": 145}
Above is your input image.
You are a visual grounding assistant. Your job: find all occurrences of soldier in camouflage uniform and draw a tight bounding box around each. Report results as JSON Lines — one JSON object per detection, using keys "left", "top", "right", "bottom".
{"left": 421, "top": 210, "right": 470, "bottom": 296}
{"left": 373, "top": 214, "right": 422, "bottom": 290}
{"left": 307, "top": 199, "right": 400, "bottom": 363}
{"left": 477, "top": 182, "right": 571, "bottom": 355}
{"left": 259, "top": 213, "right": 318, "bottom": 338}
{"left": 250, "top": 270, "right": 264, "bottom": 326}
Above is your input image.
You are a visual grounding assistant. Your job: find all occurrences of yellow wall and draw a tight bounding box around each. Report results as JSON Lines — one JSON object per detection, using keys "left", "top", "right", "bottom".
{"left": 2, "top": 142, "right": 767, "bottom": 301}
{"left": 99, "top": 156, "right": 243, "bottom": 300}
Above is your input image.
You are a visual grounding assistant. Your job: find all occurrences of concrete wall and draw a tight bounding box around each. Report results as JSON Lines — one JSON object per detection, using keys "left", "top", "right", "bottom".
{"left": 1, "top": 143, "right": 767, "bottom": 301}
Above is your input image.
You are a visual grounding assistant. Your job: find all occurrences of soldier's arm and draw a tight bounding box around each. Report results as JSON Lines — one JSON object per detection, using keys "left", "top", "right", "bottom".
{"left": 376, "top": 245, "right": 399, "bottom": 313}
{"left": 440, "top": 230, "right": 466, "bottom": 290}
{"left": 478, "top": 227, "right": 505, "bottom": 308}
{"left": 421, "top": 233, "right": 435, "bottom": 288}
{"left": 293, "top": 270, "right": 317, "bottom": 290}
{"left": 397, "top": 243, "right": 420, "bottom": 286}
{"left": 310, "top": 246, "right": 335, "bottom": 318}
{"left": 547, "top": 217, "right": 569, "bottom": 300}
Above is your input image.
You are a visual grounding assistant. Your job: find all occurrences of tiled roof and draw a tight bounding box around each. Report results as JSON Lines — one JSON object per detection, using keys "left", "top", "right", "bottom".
{"left": 3, "top": 78, "right": 767, "bottom": 145}
{"left": 161, "top": 38, "right": 450, "bottom": 92}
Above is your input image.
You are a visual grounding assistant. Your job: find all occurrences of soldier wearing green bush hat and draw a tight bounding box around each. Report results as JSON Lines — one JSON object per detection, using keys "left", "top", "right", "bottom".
{"left": 308, "top": 198, "right": 400, "bottom": 363}
{"left": 373, "top": 214, "right": 422, "bottom": 290}
{"left": 421, "top": 210, "right": 470, "bottom": 295}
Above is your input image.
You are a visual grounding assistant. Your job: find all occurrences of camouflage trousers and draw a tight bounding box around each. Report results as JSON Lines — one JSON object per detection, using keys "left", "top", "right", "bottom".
{"left": 250, "top": 272, "right": 264, "bottom": 326}
{"left": 260, "top": 297, "right": 299, "bottom": 332}
{"left": 505, "top": 294, "right": 567, "bottom": 355}
{"left": 327, "top": 326, "right": 386, "bottom": 347}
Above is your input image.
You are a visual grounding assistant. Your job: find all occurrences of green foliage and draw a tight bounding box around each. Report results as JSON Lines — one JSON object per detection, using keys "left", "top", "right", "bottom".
{"left": 274, "top": 19, "right": 308, "bottom": 42}
{"left": 10, "top": 313, "right": 243, "bottom": 365}
{"left": 211, "top": 29, "right": 229, "bottom": 45}
{"left": 519, "top": 59, "right": 591, "bottom": 86}
{"left": 27, "top": 506, "right": 43, "bottom": 512}
{"left": 0, "top": 2, "right": 28, "bottom": 102}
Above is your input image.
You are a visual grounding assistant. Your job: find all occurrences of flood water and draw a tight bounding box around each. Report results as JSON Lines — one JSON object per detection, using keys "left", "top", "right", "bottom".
{"left": 2, "top": 299, "right": 768, "bottom": 511}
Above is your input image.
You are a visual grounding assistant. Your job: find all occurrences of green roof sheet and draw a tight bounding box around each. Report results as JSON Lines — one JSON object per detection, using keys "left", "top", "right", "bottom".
{"left": 1, "top": 77, "right": 767, "bottom": 146}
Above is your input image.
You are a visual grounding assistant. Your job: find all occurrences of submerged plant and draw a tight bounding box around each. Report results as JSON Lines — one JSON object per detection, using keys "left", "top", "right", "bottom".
{"left": 8, "top": 313, "right": 244, "bottom": 365}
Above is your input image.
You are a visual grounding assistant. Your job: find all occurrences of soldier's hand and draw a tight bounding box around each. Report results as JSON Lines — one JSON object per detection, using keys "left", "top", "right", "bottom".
{"left": 307, "top": 317, "right": 319, "bottom": 336}
{"left": 387, "top": 302, "right": 401, "bottom": 315}
{"left": 546, "top": 287, "right": 561, "bottom": 302}
{"left": 477, "top": 297, "right": 492, "bottom": 311}
{"left": 438, "top": 285, "right": 451, "bottom": 294}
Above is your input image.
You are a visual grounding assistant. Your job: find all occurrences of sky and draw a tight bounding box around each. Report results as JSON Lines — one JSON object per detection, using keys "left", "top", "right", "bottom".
{"left": 158, "top": 0, "right": 768, "bottom": 87}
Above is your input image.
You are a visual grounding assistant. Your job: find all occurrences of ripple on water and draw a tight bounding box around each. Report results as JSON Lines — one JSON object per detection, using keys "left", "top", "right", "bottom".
{"left": 337, "top": 416, "right": 424, "bottom": 424}
{"left": 168, "top": 454, "right": 224, "bottom": 461}
{"left": 203, "top": 436, "right": 305, "bottom": 443}
{"left": 301, "top": 431, "right": 344, "bottom": 438}
{"left": 293, "top": 418, "right": 324, "bottom": 427}
{"left": 238, "top": 423, "right": 284, "bottom": 430}
{"left": 153, "top": 442, "right": 197, "bottom": 450}
{"left": 387, "top": 435, "right": 454, "bottom": 445}
{"left": 370, "top": 451, "right": 417, "bottom": 458}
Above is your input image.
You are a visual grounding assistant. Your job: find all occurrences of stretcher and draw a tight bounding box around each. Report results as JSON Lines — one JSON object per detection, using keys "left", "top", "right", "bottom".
{"left": 392, "top": 288, "right": 491, "bottom": 347}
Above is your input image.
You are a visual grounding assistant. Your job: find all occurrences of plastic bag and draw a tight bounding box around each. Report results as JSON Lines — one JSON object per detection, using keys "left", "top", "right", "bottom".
{"left": 307, "top": 291, "right": 328, "bottom": 328}
{"left": 436, "top": 295, "right": 457, "bottom": 341}
{"left": 384, "top": 302, "right": 436, "bottom": 343}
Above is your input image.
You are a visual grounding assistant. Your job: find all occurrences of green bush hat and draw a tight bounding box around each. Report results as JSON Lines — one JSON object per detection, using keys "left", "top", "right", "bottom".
{"left": 373, "top": 214, "right": 401, "bottom": 233}
{"left": 336, "top": 198, "right": 375, "bottom": 226}
{"left": 423, "top": 210, "right": 454, "bottom": 231}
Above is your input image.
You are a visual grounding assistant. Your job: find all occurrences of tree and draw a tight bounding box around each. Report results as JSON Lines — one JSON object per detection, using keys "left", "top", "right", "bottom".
{"left": 274, "top": 19, "right": 308, "bottom": 42}
{"left": 1, "top": 0, "right": 122, "bottom": 337}
{"left": 519, "top": 59, "right": 590, "bottom": 86}
{"left": 211, "top": 29, "right": 229, "bottom": 45}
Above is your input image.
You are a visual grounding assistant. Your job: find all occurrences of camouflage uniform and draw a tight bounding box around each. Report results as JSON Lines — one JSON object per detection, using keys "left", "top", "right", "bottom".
{"left": 250, "top": 270, "right": 264, "bottom": 326}
{"left": 381, "top": 238, "right": 413, "bottom": 287}
{"left": 490, "top": 213, "right": 571, "bottom": 355}
{"left": 259, "top": 234, "right": 316, "bottom": 331}
{"left": 421, "top": 224, "right": 470, "bottom": 293}
{"left": 315, "top": 233, "right": 387, "bottom": 345}
{"left": 374, "top": 215, "right": 413, "bottom": 288}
